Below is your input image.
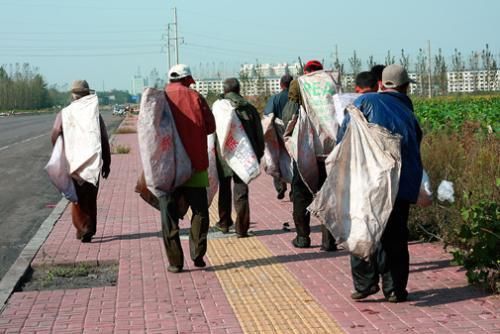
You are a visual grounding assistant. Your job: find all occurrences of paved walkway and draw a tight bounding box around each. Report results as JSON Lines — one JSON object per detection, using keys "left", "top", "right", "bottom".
{"left": 0, "top": 122, "right": 498, "bottom": 333}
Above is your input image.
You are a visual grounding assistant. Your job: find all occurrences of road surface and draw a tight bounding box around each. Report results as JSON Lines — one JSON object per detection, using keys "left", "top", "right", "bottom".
{"left": 0, "top": 111, "right": 121, "bottom": 279}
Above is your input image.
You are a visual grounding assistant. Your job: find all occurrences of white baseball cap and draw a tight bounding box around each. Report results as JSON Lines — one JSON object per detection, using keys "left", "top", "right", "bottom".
{"left": 168, "top": 64, "right": 193, "bottom": 81}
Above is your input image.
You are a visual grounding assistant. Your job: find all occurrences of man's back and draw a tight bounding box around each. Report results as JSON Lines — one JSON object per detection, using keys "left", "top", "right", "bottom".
{"left": 165, "top": 82, "right": 215, "bottom": 171}
{"left": 354, "top": 92, "right": 423, "bottom": 203}
{"left": 264, "top": 89, "right": 288, "bottom": 119}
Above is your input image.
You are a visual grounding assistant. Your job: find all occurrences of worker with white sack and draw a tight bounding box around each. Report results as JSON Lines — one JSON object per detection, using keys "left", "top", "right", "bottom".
{"left": 141, "top": 64, "right": 215, "bottom": 273}
{"left": 49, "top": 80, "right": 111, "bottom": 243}
{"left": 212, "top": 78, "right": 264, "bottom": 237}
{"left": 285, "top": 60, "right": 341, "bottom": 250}
{"left": 323, "top": 65, "right": 423, "bottom": 303}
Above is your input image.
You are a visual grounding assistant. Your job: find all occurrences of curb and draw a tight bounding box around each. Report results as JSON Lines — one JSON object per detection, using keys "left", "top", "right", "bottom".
{"left": 0, "top": 199, "right": 68, "bottom": 311}
{"left": 0, "top": 114, "right": 126, "bottom": 312}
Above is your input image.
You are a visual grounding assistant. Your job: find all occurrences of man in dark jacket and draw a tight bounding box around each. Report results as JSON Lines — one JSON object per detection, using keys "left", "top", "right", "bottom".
{"left": 338, "top": 64, "right": 423, "bottom": 303}
{"left": 215, "top": 78, "right": 264, "bottom": 237}
{"left": 264, "top": 74, "right": 293, "bottom": 199}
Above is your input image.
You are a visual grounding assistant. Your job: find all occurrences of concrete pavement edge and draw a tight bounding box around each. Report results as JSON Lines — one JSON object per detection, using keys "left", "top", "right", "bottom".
{"left": 0, "top": 198, "right": 68, "bottom": 311}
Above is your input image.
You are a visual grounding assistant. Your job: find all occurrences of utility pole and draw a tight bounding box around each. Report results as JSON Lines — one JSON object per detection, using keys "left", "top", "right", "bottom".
{"left": 173, "top": 7, "right": 179, "bottom": 64}
{"left": 427, "top": 40, "right": 432, "bottom": 98}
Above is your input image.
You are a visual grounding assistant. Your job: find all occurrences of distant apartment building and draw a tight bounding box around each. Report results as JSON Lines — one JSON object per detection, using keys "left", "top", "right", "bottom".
{"left": 447, "top": 70, "right": 500, "bottom": 93}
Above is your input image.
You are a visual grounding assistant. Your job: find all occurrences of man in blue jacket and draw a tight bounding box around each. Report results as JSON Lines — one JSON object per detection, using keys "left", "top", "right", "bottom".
{"left": 338, "top": 64, "right": 423, "bottom": 303}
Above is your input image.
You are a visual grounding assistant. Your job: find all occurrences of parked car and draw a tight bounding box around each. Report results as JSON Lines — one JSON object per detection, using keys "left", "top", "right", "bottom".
{"left": 112, "top": 104, "right": 126, "bottom": 116}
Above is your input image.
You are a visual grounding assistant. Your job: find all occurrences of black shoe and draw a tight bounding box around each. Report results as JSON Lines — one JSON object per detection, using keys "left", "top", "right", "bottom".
{"left": 387, "top": 291, "right": 408, "bottom": 303}
{"left": 167, "top": 265, "right": 183, "bottom": 273}
{"left": 81, "top": 233, "right": 93, "bottom": 243}
{"left": 291, "top": 236, "right": 311, "bottom": 248}
{"left": 277, "top": 189, "right": 286, "bottom": 200}
{"left": 320, "top": 244, "right": 338, "bottom": 252}
{"left": 351, "top": 285, "right": 380, "bottom": 300}
{"left": 194, "top": 259, "right": 206, "bottom": 268}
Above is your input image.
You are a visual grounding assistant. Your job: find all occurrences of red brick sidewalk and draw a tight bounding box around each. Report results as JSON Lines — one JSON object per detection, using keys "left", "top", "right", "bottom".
{"left": 0, "top": 131, "right": 498, "bottom": 334}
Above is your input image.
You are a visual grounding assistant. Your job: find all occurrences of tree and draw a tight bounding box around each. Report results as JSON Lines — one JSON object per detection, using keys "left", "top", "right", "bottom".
{"left": 348, "top": 50, "right": 362, "bottom": 77}
{"left": 469, "top": 51, "right": 480, "bottom": 92}
{"left": 481, "top": 43, "right": 498, "bottom": 91}
{"left": 385, "top": 50, "right": 395, "bottom": 66}
{"left": 366, "top": 55, "right": 377, "bottom": 70}
{"left": 415, "top": 48, "right": 428, "bottom": 96}
{"left": 451, "top": 48, "right": 465, "bottom": 93}
{"left": 434, "top": 48, "right": 447, "bottom": 95}
{"left": 399, "top": 49, "right": 411, "bottom": 70}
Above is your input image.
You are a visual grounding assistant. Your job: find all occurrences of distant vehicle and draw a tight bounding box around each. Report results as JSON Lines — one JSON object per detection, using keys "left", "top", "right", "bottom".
{"left": 112, "top": 104, "right": 126, "bottom": 116}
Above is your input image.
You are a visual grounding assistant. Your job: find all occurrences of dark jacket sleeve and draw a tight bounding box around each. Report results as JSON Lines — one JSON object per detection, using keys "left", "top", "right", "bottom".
{"left": 99, "top": 115, "right": 111, "bottom": 172}
{"left": 50, "top": 112, "right": 63, "bottom": 145}
{"left": 252, "top": 107, "right": 265, "bottom": 160}
{"left": 199, "top": 95, "right": 216, "bottom": 135}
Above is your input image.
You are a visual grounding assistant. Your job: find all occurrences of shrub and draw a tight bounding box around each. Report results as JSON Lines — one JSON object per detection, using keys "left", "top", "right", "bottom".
{"left": 451, "top": 200, "right": 499, "bottom": 293}
{"left": 114, "top": 127, "right": 136, "bottom": 134}
{"left": 111, "top": 144, "right": 131, "bottom": 154}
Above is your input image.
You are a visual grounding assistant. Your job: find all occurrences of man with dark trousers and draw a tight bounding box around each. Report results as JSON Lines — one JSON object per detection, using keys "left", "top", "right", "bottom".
{"left": 338, "top": 64, "right": 423, "bottom": 303}
{"left": 289, "top": 60, "right": 336, "bottom": 251}
{"left": 264, "top": 74, "right": 293, "bottom": 199}
{"left": 215, "top": 78, "right": 265, "bottom": 237}
{"left": 161, "top": 64, "right": 216, "bottom": 273}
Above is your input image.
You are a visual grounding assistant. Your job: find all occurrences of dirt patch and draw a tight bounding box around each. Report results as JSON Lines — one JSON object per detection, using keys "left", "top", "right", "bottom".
{"left": 17, "top": 262, "right": 118, "bottom": 291}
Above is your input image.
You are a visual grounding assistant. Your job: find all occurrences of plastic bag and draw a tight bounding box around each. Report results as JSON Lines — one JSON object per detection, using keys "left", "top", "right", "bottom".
{"left": 308, "top": 105, "right": 402, "bottom": 260}
{"left": 61, "top": 94, "right": 102, "bottom": 186}
{"left": 437, "top": 180, "right": 454, "bottom": 203}
{"left": 206, "top": 133, "right": 219, "bottom": 206}
{"left": 45, "top": 136, "right": 78, "bottom": 203}
{"left": 212, "top": 99, "right": 260, "bottom": 184}
{"left": 416, "top": 169, "right": 433, "bottom": 207}
{"left": 137, "top": 87, "right": 192, "bottom": 197}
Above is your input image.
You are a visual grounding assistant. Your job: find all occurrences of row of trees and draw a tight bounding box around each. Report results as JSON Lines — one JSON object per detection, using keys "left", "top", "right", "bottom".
{"left": 0, "top": 64, "right": 52, "bottom": 110}
{"left": 0, "top": 63, "right": 134, "bottom": 111}
{"left": 339, "top": 44, "right": 499, "bottom": 95}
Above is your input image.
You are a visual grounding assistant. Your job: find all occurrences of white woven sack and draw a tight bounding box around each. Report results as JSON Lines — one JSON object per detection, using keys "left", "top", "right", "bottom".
{"left": 61, "top": 94, "right": 102, "bottom": 186}
{"left": 137, "top": 87, "right": 192, "bottom": 197}
{"left": 212, "top": 99, "right": 260, "bottom": 184}
{"left": 206, "top": 133, "right": 219, "bottom": 206}
{"left": 45, "top": 136, "right": 78, "bottom": 202}
{"left": 308, "top": 105, "right": 402, "bottom": 260}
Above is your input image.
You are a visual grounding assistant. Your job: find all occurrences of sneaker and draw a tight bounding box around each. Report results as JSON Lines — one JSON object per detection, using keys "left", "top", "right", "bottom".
{"left": 214, "top": 222, "right": 230, "bottom": 233}
{"left": 194, "top": 259, "right": 206, "bottom": 268}
{"left": 167, "top": 265, "right": 183, "bottom": 273}
{"left": 351, "top": 285, "right": 380, "bottom": 300}
{"left": 387, "top": 291, "right": 408, "bottom": 303}
{"left": 277, "top": 189, "right": 286, "bottom": 200}
{"left": 291, "top": 236, "right": 311, "bottom": 248}
{"left": 81, "top": 233, "right": 93, "bottom": 243}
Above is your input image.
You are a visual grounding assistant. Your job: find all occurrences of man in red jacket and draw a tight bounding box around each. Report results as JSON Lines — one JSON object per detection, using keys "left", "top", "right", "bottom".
{"left": 161, "top": 64, "right": 216, "bottom": 273}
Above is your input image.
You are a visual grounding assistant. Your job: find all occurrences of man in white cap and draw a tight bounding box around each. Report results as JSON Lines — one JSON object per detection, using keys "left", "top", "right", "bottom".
{"left": 160, "top": 64, "right": 216, "bottom": 273}
{"left": 337, "top": 64, "right": 423, "bottom": 303}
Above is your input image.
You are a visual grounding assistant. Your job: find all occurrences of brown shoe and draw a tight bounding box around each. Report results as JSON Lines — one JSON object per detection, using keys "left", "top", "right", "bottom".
{"left": 351, "top": 285, "right": 380, "bottom": 300}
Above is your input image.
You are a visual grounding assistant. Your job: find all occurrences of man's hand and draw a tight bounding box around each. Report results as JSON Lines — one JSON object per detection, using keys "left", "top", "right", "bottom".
{"left": 102, "top": 167, "right": 110, "bottom": 179}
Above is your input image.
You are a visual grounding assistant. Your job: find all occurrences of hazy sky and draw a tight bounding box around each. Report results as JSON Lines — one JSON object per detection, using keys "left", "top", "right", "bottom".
{"left": 1, "top": 0, "right": 498, "bottom": 92}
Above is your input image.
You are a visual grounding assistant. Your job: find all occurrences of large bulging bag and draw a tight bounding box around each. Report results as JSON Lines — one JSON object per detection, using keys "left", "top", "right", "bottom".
{"left": 212, "top": 99, "right": 260, "bottom": 184}
{"left": 45, "top": 136, "right": 78, "bottom": 203}
{"left": 137, "top": 87, "right": 192, "bottom": 197}
{"left": 333, "top": 93, "right": 360, "bottom": 126}
{"left": 262, "top": 116, "right": 292, "bottom": 183}
{"left": 308, "top": 105, "right": 402, "bottom": 260}
{"left": 285, "top": 106, "right": 319, "bottom": 192}
{"left": 298, "top": 70, "right": 342, "bottom": 158}
{"left": 206, "top": 133, "right": 219, "bottom": 206}
{"left": 61, "top": 94, "right": 102, "bottom": 186}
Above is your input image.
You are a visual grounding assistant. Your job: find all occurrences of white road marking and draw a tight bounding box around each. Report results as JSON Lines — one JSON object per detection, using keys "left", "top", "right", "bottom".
{"left": 0, "top": 133, "right": 47, "bottom": 152}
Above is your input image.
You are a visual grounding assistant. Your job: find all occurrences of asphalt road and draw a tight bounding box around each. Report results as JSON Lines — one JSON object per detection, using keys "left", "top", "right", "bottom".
{"left": 0, "top": 110, "right": 122, "bottom": 279}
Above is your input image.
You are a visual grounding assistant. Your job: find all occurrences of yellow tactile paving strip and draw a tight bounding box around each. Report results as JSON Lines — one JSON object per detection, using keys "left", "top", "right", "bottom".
{"left": 186, "top": 196, "right": 343, "bottom": 333}
{"left": 206, "top": 237, "right": 344, "bottom": 334}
